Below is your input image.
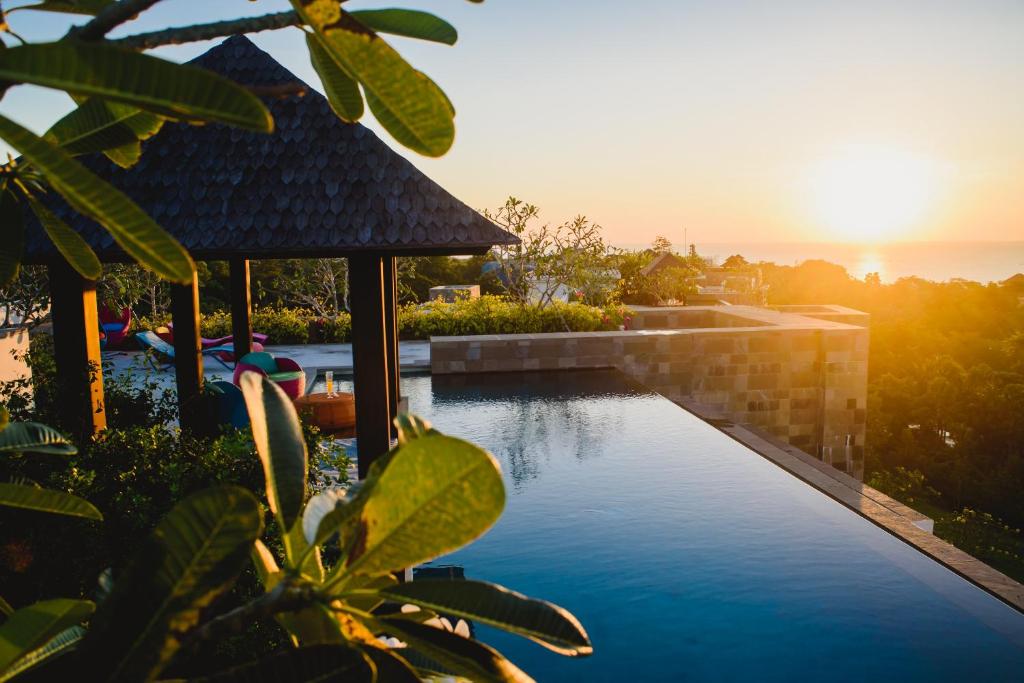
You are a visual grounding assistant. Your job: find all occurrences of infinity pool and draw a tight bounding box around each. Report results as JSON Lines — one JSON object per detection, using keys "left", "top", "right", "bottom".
{"left": 324, "top": 369, "right": 1024, "bottom": 681}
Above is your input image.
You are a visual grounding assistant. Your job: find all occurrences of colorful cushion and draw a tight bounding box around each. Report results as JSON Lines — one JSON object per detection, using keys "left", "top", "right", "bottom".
{"left": 269, "top": 370, "right": 303, "bottom": 382}
{"left": 239, "top": 351, "right": 278, "bottom": 374}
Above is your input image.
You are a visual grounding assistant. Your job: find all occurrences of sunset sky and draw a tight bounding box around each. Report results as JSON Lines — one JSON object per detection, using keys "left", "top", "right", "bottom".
{"left": 2, "top": 0, "right": 1022, "bottom": 246}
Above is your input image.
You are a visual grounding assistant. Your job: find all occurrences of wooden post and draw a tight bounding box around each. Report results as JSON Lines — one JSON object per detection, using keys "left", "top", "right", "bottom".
{"left": 229, "top": 257, "right": 252, "bottom": 360}
{"left": 382, "top": 255, "right": 400, "bottom": 433}
{"left": 47, "top": 259, "right": 105, "bottom": 436}
{"left": 348, "top": 254, "right": 391, "bottom": 479}
{"left": 170, "top": 271, "right": 204, "bottom": 432}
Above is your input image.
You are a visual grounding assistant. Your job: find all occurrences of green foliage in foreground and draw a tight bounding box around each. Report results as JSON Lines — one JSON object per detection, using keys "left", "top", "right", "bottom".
{"left": 0, "top": 376, "right": 590, "bottom": 681}
{"left": 0, "top": 0, "right": 475, "bottom": 286}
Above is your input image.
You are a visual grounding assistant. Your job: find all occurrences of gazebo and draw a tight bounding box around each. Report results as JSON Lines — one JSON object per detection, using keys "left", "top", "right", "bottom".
{"left": 23, "top": 36, "right": 516, "bottom": 476}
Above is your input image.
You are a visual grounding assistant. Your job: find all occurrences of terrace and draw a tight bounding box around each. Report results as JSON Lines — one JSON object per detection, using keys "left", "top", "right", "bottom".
{"left": 4, "top": 28, "right": 1022, "bottom": 683}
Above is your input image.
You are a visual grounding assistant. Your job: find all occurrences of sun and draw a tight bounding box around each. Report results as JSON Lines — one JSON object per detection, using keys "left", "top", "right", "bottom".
{"left": 805, "top": 145, "right": 938, "bottom": 242}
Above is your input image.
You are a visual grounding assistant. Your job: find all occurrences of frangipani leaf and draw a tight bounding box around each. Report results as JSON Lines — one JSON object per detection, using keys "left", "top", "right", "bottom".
{"left": 0, "top": 43, "right": 272, "bottom": 132}
{"left": 359, "top": 645, "right": 421, "bottom": 683}
{"left": 80, "top": 486, "right": 263, "bottom": 681}
{"left": 0, "top": 599, "right": 93, "bottom": 673}
{"left": 45, "top": 98, "right": 164, "bottom": 168}
{"left": 378, "top": 617, "right": 533, "bottom": 683}
{"left": 0, "top": 190, "right": 25, "bottom": 287}
{"left": 341, "top": 433, "right": 504, "bottom": 579}
{"left": 0, "top": 421, "right": 76, "bottom": 455}
{"left": 290, "top": 1, "right": 455, "bottom": 156}
{"left": 350, "top": 9, "right": 458, "bottom": 46}
{"left": 379, "top": 580, "right": 592, "bottom": 656}
{"left": 0, "top": 483, "right": 102, "bottom": 520}
{"left": 239, "top": 373, "right": 308, "bottom": 539}
{"left": 27, "top": 198, "right": 101, "bottom": 280}
{"left": 0, "top": 625, "right": 85, "bottom": 682}
{"left": 394, "top": 413, "right": 436, "bottom": 445}
{"left": 306, "top": 33, "right": 364, "bottom": 122}
{"left": 193, "top": 645, "right": 373, "bottom": 682}
{"left": 0, "top": 112, "right": 195, "bottom": 284}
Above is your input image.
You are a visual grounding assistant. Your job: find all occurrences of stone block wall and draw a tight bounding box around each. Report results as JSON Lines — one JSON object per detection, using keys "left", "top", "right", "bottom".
{"left": 431, "top": 306, "right": 869, "bottom": 479}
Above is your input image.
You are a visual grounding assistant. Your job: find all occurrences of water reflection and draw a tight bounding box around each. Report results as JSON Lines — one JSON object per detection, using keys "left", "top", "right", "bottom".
{"left": 429, "top": 371, "right": 640, "bottom": 490}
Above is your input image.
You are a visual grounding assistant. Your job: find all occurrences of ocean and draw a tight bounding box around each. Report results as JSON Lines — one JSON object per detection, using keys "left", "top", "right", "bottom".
{"left": 615, "top": 242, "right": 1024, "bottom": 284}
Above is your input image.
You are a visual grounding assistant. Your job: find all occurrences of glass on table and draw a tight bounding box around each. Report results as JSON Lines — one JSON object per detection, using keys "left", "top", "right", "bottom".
{"left": 325, "top": 370, "right": 334, "bottom": 397}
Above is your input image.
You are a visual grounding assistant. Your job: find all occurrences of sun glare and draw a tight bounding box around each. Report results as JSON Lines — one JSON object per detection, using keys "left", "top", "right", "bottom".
{"left": 806, "top": 145, "right": 939, "bottom": 242}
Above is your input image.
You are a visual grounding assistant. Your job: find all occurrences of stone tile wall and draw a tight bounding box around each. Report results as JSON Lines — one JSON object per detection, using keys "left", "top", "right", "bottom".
{"left": 431, "top": 306, "right": 868, "bottom": 479}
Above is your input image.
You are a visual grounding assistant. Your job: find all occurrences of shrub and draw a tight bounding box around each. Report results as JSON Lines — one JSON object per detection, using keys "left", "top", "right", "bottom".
{"left": 134, "top": 298, "right": 630, "bottom": 346}
{"left": 397, "top": 295, "right": 629, "bottom": 339}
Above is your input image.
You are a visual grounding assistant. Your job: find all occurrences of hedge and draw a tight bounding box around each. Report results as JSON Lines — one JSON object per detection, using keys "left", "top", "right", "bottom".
{"left": 135, "top": 296, "right": 631, "bottom": 345}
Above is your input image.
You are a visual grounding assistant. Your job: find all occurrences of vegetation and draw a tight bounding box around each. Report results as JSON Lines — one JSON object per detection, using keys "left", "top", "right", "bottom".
{"left": 0, "top": 0, "right": 473, "bottom": 289}
{"left": 0, "top": 375, "right": 591, "bottom": 680}
{"left": 762, "top": 259, "right": 1024, "bottom": 579}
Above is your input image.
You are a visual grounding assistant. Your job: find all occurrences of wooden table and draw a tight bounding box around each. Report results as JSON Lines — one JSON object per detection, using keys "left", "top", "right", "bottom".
{"left": 293, "top": 392, "right": 355, "bottom": 435}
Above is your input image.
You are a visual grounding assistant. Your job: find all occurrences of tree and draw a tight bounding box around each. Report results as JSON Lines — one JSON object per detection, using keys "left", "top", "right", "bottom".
{"left": 0, "top": 266, "right": 49, "bottom": 329}
{"left": 651, "top": 235, "right": 673, "bottom": 254}
{"left": 0, "top": 0, "right": 474, "bottom": 288}
{"left": 484, "top": 197, "right": 614, "bottom": 308}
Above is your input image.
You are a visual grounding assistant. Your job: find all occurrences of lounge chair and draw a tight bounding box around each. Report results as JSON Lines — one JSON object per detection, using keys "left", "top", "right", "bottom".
{"left": 233, "top": 351, "right": 306, "bottom": 399}
{"left": 155, "top": 326, "right": 265, "bottom": 363}
{"left": 164, "top": 322, "right": 269, "bottom": 348}
{"left": 134, "top": 330, "right": 237, "bottom": 371}
{"left": 99, "top": 306, "right": 132, "bottom": 349}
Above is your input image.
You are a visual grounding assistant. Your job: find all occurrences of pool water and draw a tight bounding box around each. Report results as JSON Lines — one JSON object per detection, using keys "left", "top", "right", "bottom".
{"left": 323, "top": 369, "right": 1024, "bottom": 681}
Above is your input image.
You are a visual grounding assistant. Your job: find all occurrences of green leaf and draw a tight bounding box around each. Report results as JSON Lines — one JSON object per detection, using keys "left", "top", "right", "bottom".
{"left": 0, "top": 599, "right": 93, "bottom": 672}
{"left": 290, "top": 2, "right": 455, "bottom": 157}
{"left": 0, "top": 483, "right": 102, "bottom": 520}
{"left": 0, "top": 190, "right": 25, "bottom": 288}
{"left": 350, "top": 9, "right": 459, "bottom": 46}
{"left": 239, "top": 373, "right": 308, "bottom": 540}
{"left": 45, "top": 98, "right": 164, "bottom": 168}
{"left": 0, "top": 625, "right": 84, "bottom": 682}
{"left": 302, "top": 486, "right": 365, "bottom": 548}
{"left": 378, "top": 617, "right": 533, "bottom": 683}
{"left": 306, "top": 33, "right": 364, "bottom": 123}
{"left": 0, "top": 112, "right": 195, "bottom": 284}
{"left": 340, "top": 433, "right": 505, "bottom": 579}
{"left": 27, "top": 198, "right": 102, "bottom": 280}
{"left": 359, "top": 645, "right": 421, "bottom": 683}
{"left": 363, "top": 72, "right": 454, "bottom": 154}
{"left": 0, "top": 422, "right": 76, "bottom": 455}
{"left": 0, "top": 43, "right": 272, "bottom": 132}
{"left": 193, "top": 645, "right": 373, "bottom": 682}
{"left": 394, "top": 413, "right": 436, "bottom": 446}
{"left": 80, "top": 486, "right": 263, "bottom": 681}
{"left": 379, "top": 580, "right": 592, "bottom": 656}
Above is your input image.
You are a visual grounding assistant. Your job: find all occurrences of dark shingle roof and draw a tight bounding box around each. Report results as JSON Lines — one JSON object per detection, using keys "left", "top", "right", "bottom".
{"left": 25, "top": 35, "right": 515, "bottom": 261}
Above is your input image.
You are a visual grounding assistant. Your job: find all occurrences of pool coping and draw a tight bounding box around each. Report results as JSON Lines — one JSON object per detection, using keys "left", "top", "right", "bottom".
{"left": 674, "top": 396, "right": 1024, "bottom": 613}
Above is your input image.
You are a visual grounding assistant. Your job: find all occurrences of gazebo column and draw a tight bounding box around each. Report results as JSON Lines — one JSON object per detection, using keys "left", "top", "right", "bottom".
{"left": 348, "top": 254, "right": 391, "bottom": 478}
{"left": 382, "top": 255, "right": 401, "bottom": 433}
{"left": 170, "top": 271, "right": 204, "bottom": 432}
{"left": 229, "top": 257, "right": 253, "bottom": 359}
{"left": 47, "top": 258, "right": 105, "bottom": 436}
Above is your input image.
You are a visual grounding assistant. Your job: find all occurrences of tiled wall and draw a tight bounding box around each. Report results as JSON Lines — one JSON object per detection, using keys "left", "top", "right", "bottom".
{"left": 431, "top": 306, "right": 869, "bottom": 479}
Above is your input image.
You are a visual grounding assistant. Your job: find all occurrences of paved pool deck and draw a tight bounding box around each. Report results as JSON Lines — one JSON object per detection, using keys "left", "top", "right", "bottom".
{"left": 103, "top": 340, "right": 430, "bottom": 389}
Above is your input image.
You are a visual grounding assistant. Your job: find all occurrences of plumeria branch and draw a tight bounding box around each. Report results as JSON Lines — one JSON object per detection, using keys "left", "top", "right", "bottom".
{"left": 70, "top": 0, "right": 164, "bottom": 41}
{"left": 107, "top": 10, "right": 303, "bottom": 51}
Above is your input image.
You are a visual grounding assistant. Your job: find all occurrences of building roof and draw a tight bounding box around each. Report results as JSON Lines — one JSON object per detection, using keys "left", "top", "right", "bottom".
{"left": 24, "top": 35, "right": 516, "bottom": 262}
{"left": 639, "top": 252, "right": 692, "bottom": 277}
